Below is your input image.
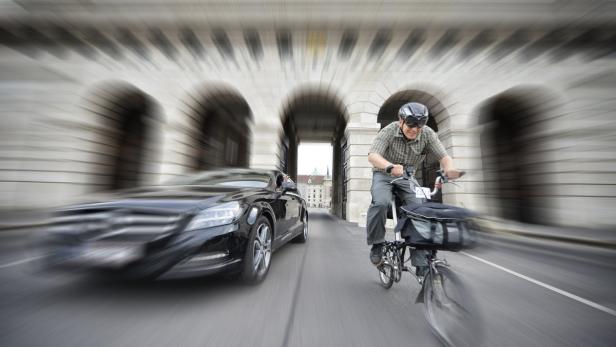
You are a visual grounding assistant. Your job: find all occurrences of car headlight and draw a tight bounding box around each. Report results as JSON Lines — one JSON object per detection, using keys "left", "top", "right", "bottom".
{"left": 186, "top": 202, "right": 243, "bottom": 230}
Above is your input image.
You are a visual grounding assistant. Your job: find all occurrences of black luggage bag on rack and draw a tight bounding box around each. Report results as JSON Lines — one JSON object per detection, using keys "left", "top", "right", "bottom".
{"left": 396, "top": 201, "right": 479, "bottom": 251}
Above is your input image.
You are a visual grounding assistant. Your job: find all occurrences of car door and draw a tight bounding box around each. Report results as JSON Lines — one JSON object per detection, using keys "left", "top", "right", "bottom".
{"left": 287, "top": 190, "right": 303, "bottom": 234}
{"left": 281, "top": 176, "right": 302, "bottom": 239}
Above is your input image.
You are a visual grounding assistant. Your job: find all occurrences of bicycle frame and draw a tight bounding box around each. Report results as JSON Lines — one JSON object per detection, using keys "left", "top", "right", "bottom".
{"left": 381, "top": 167, "right": 463, "bottom": 285}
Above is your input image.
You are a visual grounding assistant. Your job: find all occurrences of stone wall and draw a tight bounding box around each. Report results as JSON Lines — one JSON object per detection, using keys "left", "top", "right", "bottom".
{"left": 1, "top": 25, "right": 615, "bottom": 229}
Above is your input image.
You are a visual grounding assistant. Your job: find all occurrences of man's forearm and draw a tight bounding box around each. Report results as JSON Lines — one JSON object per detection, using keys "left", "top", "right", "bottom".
{"left": 368, "top": 153, "right": 392, "bottom": 170}
{"left": 439, "top": 155, "right": 464, "bottom": 179}
{"left": 439, "top": 155, "right": 454, "bottom": 171}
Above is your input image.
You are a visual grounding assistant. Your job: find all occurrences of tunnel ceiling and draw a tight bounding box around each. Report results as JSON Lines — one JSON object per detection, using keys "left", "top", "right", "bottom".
{"left": 293, "top": 111, "right": 340, "bottom": 142}
{"left": 193, "top": 94, "right": 252, "bottom": 123}
{"left": 284, "top": 95, "right": 346, "bottom": 142}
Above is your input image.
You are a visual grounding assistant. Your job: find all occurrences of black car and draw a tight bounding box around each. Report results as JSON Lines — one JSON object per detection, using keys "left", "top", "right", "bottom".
{"left": 38, "top": 169, "right": 308, "bottom": 283}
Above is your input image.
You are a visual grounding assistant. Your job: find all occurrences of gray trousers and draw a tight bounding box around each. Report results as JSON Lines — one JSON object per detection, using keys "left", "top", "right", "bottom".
{"left": 366, "top": 171, "right": 428, "bottom": 267}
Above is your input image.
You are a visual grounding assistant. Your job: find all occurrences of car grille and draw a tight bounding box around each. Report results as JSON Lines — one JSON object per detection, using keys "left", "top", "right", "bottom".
{"left": 49, "top": 209, "right": 184, "bottom": 238}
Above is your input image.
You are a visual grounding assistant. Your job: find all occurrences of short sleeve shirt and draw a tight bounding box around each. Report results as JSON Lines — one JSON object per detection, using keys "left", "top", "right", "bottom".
{"left": 369, "top": 122, "right": 448, "bottom": 173}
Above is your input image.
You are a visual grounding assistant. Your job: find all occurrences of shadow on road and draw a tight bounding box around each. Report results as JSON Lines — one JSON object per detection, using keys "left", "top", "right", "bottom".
{"left": 30, "top": 240, "right": 306, "bottom": 307}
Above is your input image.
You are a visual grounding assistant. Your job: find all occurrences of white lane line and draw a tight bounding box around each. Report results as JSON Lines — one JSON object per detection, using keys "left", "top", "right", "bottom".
{"left": 461, "top": 251, "right": 616, "bottom": 318}
{"left": 0, "top": 256, "right": 43, "bottom": 269}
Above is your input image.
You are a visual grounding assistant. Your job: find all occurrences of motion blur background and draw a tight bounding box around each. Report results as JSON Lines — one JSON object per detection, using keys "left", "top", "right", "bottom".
{"left": 0, "top": 0, "right": 615, "bottom": 229}
{"left": 1, "top": 2, "right": 616, "bottom": 346}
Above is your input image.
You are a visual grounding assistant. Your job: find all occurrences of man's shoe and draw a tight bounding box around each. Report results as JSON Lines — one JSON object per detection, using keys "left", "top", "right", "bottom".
{"left": 370, "top": 244, "right": 384, "bottom": 265}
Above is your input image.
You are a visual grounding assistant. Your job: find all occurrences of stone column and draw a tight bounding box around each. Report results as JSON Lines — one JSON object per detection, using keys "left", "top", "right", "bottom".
{"left": 249, "top": 112, "right": 283, "bottom": 170}
{"left": 155, "top": 92, "right": 195, "bottom": 183}
{"left": 345, "top": 120, "right": 380, "bottom": 227}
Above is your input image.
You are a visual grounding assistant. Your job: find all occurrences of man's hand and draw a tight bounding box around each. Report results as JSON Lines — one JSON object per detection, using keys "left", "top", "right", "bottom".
{"left": 390, "top": 164, "right": 404, "bottom": 177}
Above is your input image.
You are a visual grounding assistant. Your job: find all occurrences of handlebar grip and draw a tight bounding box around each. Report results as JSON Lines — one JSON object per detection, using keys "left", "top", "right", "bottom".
{"left": 403, "top": 165, "right": 415, "bottom": 179}
{"left": 436, "top": 169, "right": 466, "bottom": 181}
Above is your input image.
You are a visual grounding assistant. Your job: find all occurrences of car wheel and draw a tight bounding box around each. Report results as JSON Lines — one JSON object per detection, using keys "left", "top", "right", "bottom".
{"left": 240, "top": 216, "right": 272, "bottom": 284}
{"left": 292, "top": 213, "right": 308, "bottom": 243}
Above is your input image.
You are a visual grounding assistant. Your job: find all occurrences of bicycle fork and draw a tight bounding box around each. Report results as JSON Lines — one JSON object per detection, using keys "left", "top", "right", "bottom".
{"left": 417, "top": 253, "right": 451, "bottom": 304}
{"left": 391, "top": 198, "right": 402, "bottom": 243}
{"left": 391, "top": 200, "right": 416, "bottom": 282}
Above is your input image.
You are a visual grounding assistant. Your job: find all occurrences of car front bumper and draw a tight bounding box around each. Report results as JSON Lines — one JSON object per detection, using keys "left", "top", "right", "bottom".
{"left": 40, "top": 222, "right": 249, "bottom": 279}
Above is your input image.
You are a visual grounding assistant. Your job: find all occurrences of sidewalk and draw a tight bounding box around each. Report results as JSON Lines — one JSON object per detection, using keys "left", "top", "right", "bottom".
{"left": 0, "top": 209, "right": 54, "bottom": 231}
{"left": 311, "top": 210, "right": 616, "bottom": 250}
{"left": 474, "top": 216, "right": 616, "bottom": 249}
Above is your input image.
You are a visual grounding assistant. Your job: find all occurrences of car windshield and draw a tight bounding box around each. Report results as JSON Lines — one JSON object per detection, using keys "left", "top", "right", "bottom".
{"left": 165, "top": 171, "right": 271, "bottom": 188}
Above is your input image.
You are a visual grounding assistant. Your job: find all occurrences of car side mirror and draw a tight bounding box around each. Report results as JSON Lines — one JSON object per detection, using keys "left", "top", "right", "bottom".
{"left": 281, "top": 182, "right": 297, "bottom": 194}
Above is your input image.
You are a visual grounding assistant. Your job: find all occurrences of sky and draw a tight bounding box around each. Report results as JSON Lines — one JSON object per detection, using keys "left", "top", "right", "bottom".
{"left": 298, "top": 143, "right": 333, "bottom": 176}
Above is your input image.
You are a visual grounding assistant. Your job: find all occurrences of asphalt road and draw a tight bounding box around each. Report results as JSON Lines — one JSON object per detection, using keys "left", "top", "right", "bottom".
{"left": 1, "top": 211, "right": 615, "bottom": 347}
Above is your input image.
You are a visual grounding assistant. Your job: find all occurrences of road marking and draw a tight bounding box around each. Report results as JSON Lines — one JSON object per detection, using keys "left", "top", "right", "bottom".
{"left": 0, "top": 256, "right": 43, "bottom": 269}
{"left": 461, "top": 251, "right": 616, "bottom": 318}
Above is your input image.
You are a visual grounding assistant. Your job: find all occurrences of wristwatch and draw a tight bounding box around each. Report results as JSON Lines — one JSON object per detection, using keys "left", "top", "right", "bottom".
{"left": 385, "top": 164, "right": 394, "bottom": 174}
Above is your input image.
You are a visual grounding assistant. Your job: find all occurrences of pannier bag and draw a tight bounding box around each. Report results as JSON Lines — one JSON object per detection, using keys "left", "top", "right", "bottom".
{"left": 396, "top": 202, "right": 478, "bottom": 251}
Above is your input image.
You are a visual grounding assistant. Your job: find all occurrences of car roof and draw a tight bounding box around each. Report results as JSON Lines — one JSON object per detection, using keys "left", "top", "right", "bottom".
{"left": 186, "top": 168, "right": 285, "bottom": 181}
{"left": 207, "top": 168, "right": 280, "bottom": 176}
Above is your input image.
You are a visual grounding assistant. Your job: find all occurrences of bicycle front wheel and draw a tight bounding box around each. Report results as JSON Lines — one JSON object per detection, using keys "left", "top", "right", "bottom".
{"left": 423, "top": 265, "right": 482, "bottom": 347}
{"left": 378, "top": 263, "right": 394, "bottom": 289}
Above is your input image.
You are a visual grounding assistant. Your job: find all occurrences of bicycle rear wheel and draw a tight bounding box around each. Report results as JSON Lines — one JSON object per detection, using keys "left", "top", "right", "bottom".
{"left": 378, "top": 263, "right": 394, "bottom": 289}
{"left": 422, "top": 265, "right": 482, "bottom": 347}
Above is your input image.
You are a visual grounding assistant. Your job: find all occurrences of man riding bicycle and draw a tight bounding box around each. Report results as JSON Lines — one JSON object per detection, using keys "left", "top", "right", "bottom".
{"left": 367, "top": 102, "right": 462, "bottom": 277}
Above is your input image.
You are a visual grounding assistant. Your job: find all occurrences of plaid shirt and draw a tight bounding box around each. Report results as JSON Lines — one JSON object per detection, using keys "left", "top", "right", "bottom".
{"left": 369, "top": 122, "right": 448, "bottom": 173}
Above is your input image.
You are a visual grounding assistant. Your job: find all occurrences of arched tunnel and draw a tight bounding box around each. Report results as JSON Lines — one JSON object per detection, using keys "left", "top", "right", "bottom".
{"left": 86, "top": 83, "right": 253, "bottom": 191}
{"left": 85, "top": 82, "right": 163, "bottom": 191}
{"left": 186, "top": 88, "right": 252, "bottom": 171}
{"left": 278, "top": 90, "right": 349, "bottom": 219}
{"left": 479, "top": 87, "right": 550, "bottom": 225}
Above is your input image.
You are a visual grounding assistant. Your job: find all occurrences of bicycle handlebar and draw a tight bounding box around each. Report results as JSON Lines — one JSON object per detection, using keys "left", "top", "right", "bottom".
{"left": 431, "top": 169, "right": 465, "bottom": 196}
{"left": 391, "top": 166, "right": 466, "bottom": 198}
{"left": 435, "top": 169, "right": 466, "bottom": 183}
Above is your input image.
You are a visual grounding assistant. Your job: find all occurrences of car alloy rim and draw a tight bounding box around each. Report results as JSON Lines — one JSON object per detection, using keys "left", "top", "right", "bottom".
{"left": 253, "top": 223, "right": 271, "bottom": 274}
{"left": 303, "top": 221, "right": 308, "bottom": 239}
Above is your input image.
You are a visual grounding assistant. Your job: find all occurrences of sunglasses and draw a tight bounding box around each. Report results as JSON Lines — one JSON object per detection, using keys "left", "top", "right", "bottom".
{"left": 403, "top": 118, "right": 427, "bottom": 128}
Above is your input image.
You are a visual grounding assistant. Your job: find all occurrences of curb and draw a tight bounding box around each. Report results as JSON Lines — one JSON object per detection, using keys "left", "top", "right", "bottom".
{"left": 474, "top": 218, "right": 616, "bottom": 250}
{"left": 0, "top": 221, "right": 50, "bottom": 232}
{"left": 0, "top": 210, "right": 53, "bottom": 233}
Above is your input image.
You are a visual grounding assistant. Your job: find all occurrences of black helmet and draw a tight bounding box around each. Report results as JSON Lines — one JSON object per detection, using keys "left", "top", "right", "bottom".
{"left": 398, "top": 102, "right": 429, "bottom": 128}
